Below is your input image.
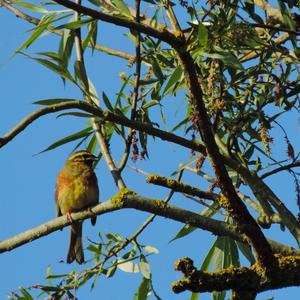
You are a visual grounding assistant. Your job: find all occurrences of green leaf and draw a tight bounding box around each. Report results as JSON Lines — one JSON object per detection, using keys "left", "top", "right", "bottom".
{"left": 23, "top": 53, "right": 77, "bottom": 85}
{"left": 74, "top": 59, "right": 89, "bottom": 90}
{"left": 33, "top": 98, "right": 79, "bottom": 105}
{"left": 197, "top": 22, "right": 208, "bottom": 49}
{"left": 133, "top": 278, "right": 151, "bottom": 300}
{"left": 169, "top": 202, "right": 219, "bottom": 243}
{"left": 14, "top": 15, "right": 56, "bottom": 55}
{"left": 190, "top": 292, "right": 199, "bottom": 300}
{"left": 83, "top": 21, "right": 98, "bottom": 52}
{"left": 150, "top": 57, "right": 164, "bottom": 84}
{"left": 212, "top": 290, "right": 226, "bottom": 300}
{"left": 163, "top": 65, "right": 183, "bottom": 96}
{"left": 111, "top": 0, "right": 132, "bottom": 18}
{"left": 102, "top": 91, "right": 114, "bottom": 111}
{"left": 19, "top": 287, "right": 34, "bottom": 300}
{"left": 56, "top": 18, "right": 93, "bottom": 30}
{"left": 58, "top": 28, "right": 74, "bottom": 70}
{"left": 236, "top": 241, "right": 255, "bottom": 264}
{"left": 142, "top": 100, "right": 160, "bottom": 109}
{"left": 228, "top": 238, "right": 240, "bottom": 267}
{"left": 87, "top": 134, "right": 97, "bottom": 153}
{"left": 139, "top": 260, "right": 151, "bottom": 279}
{"left": 14, "top": 1, "right": 49, "bottom": 13}
{"left": 37, "top": 127, "right": 92, "bottom": 154}
{"left": 202, "top": 51, "right": 243, "bottom": 70}
{"left": 106, "top": 264, "right": 117, "bottom": 278}
{"left": 56, "top": 112, "right": 94, "bottom": 118}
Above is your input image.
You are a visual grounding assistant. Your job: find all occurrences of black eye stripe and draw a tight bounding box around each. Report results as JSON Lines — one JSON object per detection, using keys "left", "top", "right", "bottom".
{"left": 69, "top": 151, "right": 96, "bottom": 162}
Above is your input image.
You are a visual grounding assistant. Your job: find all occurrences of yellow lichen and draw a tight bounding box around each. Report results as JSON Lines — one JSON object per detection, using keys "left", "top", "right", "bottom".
{"left": 111, "top": 188, "right": 135, "bottom": 207}
{"left": 153, "top": 199, "right": 166, "bottom": 208}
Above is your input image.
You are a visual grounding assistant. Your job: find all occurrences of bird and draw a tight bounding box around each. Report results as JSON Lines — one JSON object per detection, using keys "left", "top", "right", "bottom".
{"left": 55, "top": 150, "right": 99, "bottom": 264}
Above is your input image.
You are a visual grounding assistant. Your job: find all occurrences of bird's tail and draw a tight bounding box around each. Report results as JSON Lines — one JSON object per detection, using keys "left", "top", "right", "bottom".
{"left": 67, "top": 222, "right": 84, "bottom": 264}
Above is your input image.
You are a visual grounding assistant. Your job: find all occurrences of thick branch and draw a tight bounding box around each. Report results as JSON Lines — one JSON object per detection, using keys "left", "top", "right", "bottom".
{"left": 52, "top": 0, "right": 183, "bottom": 47}
{"left": 177, "top": 50, "right": 276, "bottom": 271}
{"left": 2, "top": 100, "right": 299, "bottom": 245}
{"left": 173, "top": 255, "right": 300, "bottom": 294}
{"left": 0, "top": 190, "right": 298, "bottom": 257}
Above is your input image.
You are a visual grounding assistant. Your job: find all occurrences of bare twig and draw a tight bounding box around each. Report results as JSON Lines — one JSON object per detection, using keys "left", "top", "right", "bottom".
{"left": 118, "top": 0, "right": 142, "bottom": 172}
{"left": 73, "top": 0, "right": 126, "bottom": 189}
{"left": 260, "top": 161, "right": 300, "bottom": 179}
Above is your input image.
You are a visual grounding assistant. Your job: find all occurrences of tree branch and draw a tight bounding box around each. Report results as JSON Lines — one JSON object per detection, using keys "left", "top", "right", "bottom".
{"left": 0, "top": 100, "right": 205, "bottom": 153}
{"left": 0, "top": 189, "right": 298, "bottom": 257}
{"left": 0, "top": 0, "right": 134, "bottom": 61}
{"left": 177, "top": 49, "right": 276, "bottom": 271}
{"left": 172, "top": 255, "right": 300, "bottom": 294}
{"left": 146, "top": 174, "right": 220, "bottom": 201}
{"left": 52, "top": 0, "right": 183, "bottom": 47}
{"left": 260, "top": 161, "right": 300, "bottom": 179}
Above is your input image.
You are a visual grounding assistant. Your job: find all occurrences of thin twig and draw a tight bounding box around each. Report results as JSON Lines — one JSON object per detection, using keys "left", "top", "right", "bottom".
{"left": 0, "top": 0, "right": 133, "bottom": 61}
{"left": 73, "top": 0, "right": 126, "bottom": 189}
{"left": 118, "top": 0, "right": 142, "bottom": 172}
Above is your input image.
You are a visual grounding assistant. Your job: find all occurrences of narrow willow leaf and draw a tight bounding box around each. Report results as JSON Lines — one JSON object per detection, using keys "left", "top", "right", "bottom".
{"left": 74, "top": 60, "right": 89, "bottom": 90}
{"left": 236, "top": 241, "right": 255, "bottom": 264}
{"left": 202, "top": 51, "right": 243, "bottom": 70}
{"left": 31, "top": 56, "right": 76, "bottom": 84}
{"left": 169, "top": 202, "right": 219, "bottom": 243}
{"left": 56, "top": 112, "right": 94, "bottom": 118}
{"left": 19, "top": 287, "right": 34, "bottom": 300}
{"left": 197, "top": 22, "right": 208, "bottom": 49}
{"left": 150, "top": 58, "right": 164, "bottom": 84}
{"left": 171, "top": 117, "right": 189, "bottom": 132}
{"left": 87, "top": 134, "right": 97, "bottom": 153}
{"left": 228, "top": 238, "right": 240, "bottom": 267}
{"left": 212, "top": 290, "right": 226, "bottom": 300}
{"left": 33, "top": 98, "right": 80, "bottom": 105}
{"left": 106, "top": 264, "right": 117, "bottom": 278}
{"left": 58, "top": 28, "right": 74, "bottom": 71}
{"left": 83, "top": 21, "right": 98, "bottom": 52}
{"left": 37, "top": 127, "right": 92, "bottom": 154}
{"left": 116, "top": 75, "right": 131, "bottom": 107}
{"left": 14, "top": 1, "right": 49, "bottom": 13}
{"left": 133, "top": 278, "right": 151, "bottom": 300}
{"left": 139, "top": 258, "right": 151, "bottom": 279}
{"left": 56, "top": 18, "right": 93, "bottom": 30}
{"left": 14, "top": 15, "right": 56, "bottom": 56}
{"left": 163, "top": 65, "right": 183, "bottom": 96}
{"left": 36, "top": 51, "right": 63, "bottom": 63}
{"left": 102, "top": 91, "right": 114, "bottom": 111}
{"left": 112, "top": 0, "right": 132, "bottom": 19}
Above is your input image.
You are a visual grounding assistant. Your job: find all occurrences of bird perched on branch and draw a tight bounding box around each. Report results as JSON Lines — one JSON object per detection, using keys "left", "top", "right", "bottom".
{"left": 55, "top": 150, "right": 99, "bottom": 264}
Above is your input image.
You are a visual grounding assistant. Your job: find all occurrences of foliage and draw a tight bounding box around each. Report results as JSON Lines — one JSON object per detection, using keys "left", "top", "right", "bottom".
{"left": 1, "top": 0, "right": 300, "bottom": 299}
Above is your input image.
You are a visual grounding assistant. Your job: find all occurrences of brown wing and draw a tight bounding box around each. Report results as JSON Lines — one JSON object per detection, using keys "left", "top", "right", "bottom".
{"left": 55, "top": 175, "right": 62, "bottom": 217}
{"left": 89, "top": 171, "right": 99, "bottom": 226}
{"left": 55, "top": 169, "right": 69, "bottom": 217}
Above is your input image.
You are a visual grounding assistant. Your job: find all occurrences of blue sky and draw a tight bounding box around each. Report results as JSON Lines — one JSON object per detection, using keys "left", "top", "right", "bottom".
{"left": 0, "top": 2, "right": 300, "bottom": 300}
